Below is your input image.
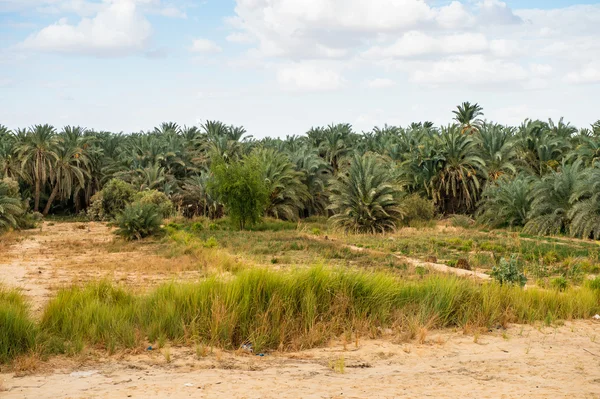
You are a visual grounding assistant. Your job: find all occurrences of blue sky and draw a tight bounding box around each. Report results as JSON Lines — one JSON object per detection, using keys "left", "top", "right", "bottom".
{"left": 1, "top": 0, "right": 599, "bottom": 138}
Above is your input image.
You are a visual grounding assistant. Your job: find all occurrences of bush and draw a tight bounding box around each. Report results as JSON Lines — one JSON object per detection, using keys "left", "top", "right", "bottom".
{"left": 490, "top": 255, "right": 527, "bottom": 287}
{"left": 551, "top": 276, "right": 568, "bottom": 292}
{"left": 586, "top": 277, "right": 600, "bottom": 291}
{"left": 87, "top": 191, "right": 105, "bottom": 221}
{"left": 0, "top": 287, "right": 37, "bottom": 363}
{"left": 115, "top": 202, "right": 163, "bottom": 240}
{"left": 402, "top": 194, "right": 435, "bottom": 225}
{"left": 135, "top": 190, "right": 174, "bottom": 218}
{"left": 89, "top": 179, "right": 136, "bottom": 221}
{"left": 450, "top": 215, "right": 474, "bottom": 229}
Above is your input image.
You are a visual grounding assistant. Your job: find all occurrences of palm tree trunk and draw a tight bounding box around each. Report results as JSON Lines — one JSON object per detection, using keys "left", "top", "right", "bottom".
{"left": 34, "top": 178, "right": 41, "bottom": 212}
{"left": 43, "top": 184, "right": 59, "bottom": 216}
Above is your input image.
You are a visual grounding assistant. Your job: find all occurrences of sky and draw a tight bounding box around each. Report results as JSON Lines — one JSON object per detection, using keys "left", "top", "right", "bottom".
{"left": 0, "top": 0, "right": 599, "bottom": 138}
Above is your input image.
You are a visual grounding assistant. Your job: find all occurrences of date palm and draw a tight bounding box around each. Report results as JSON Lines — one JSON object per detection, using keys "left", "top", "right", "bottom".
{"left": 568, "top": 165, "right": 600, "bottom": 239}
{"left": 42, "top": 142, "right": 90, "bottom": 216}
{"left": 0, "top": 179, "right": 24, "bottom": 230}
{"left": 452, "top": 102, "right": 484, "bottom": 134}
{"left": 16, "top": 124, "right": 59, "bottom": 212}
{"left": 252, "top": 148, "right": 309, "bottom": 221}
{"left": 524, "top": 161, "right": 581, "bottom": 236}
{"left": 476, "top": 123, "right": 516, "bottom": 182}
{"left": 328, "top": 153, "right": 404, "bottom": 233}
{"left": 435, "top": 125, "right": 485, "bottom": 213}
{"left": 477, "top": 175, "right": 532, "bottom": 228}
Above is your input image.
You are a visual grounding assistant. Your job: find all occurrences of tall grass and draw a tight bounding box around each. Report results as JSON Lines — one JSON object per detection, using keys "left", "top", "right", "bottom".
{"left": 38, "top": 267, "right": 600, "bottom": 355}
{"left": 0, "top": 287, "right": 37, "bottom": 363}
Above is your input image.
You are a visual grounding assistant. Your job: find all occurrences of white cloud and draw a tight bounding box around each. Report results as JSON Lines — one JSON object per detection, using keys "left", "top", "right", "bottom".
{"left": 363, "top": 31, "right": 488, "bottom": 59}
{"left": 277, "top": 63, "right": 345, "bottom": 92}
{"left": 190, "top": 38, "right": 222, "bottom": 54}
{"left": 435, "top": 1, "right": 475, "bottom": 29}
{"left": 19, "top": 0, "right": 152, "bottom": 56}
{"left": 366, "top": 78, "right": 396, "bottom": 89}
{"left": 158, "top": 6, "right": 186, "bottom": 18}
{"left": 566, "top": 62, "right": 600, "bottom": 84}
{"left": 410, "top": 55, "right": 528, "bottom": 86}
{"left": 477, "top": 0, "right": 522, "bottom": 25}
{"left": 226, "top": 32, "right": 254, "bottom": 43}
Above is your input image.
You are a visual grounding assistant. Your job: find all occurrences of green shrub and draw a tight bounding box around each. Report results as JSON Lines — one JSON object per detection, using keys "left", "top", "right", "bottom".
{"left": 0, "top": 287, "right": 37, "bottom": 363}
{"left": 450, "top": 215, "right": 473, "bottom": 229}
{"left": 490, "top": 255, "right": 527, "bottom": 287}
{"left": 402, "top": 194, "right": 435, "bottom": 225}
{"left": 115, "top": 202, "right": 163, "bottom": 240}
{"left": 203, "top": 236, "right": 218, "bottom": 248}
{"left": 586, "top": 277, "right": 600, "bottom": 291}
{"left": 550, "top": 276, "right": 568, "bottom": 292}
{"left": 189, "top": 221, "right": 204, "bottom": 233}
{"left": 134, "top": 190, "right": 174, "bottom": 218}
{"left": 89, "top": 179, "right": 136, "bottom": 220}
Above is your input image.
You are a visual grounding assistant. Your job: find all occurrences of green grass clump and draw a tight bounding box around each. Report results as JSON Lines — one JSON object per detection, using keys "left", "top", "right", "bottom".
{"left": 40, "top": 282, "right": 138, "bottom": 355}
{"left": 37, "top": 267, "right": 600, "bottom": 356}
{"left": 0, "top": 287, "right": 37, "bottom": 363}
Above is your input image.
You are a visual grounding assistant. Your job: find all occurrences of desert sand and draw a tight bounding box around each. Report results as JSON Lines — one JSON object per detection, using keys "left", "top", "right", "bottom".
{"left": 2, "top": 322, "right": 600, "bottom": 398}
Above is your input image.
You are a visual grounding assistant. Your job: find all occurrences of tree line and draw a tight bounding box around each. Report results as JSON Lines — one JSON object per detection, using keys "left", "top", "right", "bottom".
{"left": 1, "top": 102, "right": 600, "bottom": 237}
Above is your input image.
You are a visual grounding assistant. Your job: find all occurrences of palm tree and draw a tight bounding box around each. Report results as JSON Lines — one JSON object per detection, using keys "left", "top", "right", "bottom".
{"left": 515, "top": 119, "right": 569, "bottom": 176}
{"left": 290, "top": 147, "right": 331, "bottom": 216}
{"left": 42, "top": 141, "right": 90, "bottom": 216}
{"left": 0, "top": 179, "right": 24, "bottom": 230}
{"left": 477, "top": 175, "right": 532, "bottom": 228}
{"left": 435, "top": 125, "right": 486, "bottom": 213}
{"left": 476, "top": 123, "right": 516, "bottom": 182}
{"left": 452, "top": 102, "right": 484, "bottom": 134}
{"left": 569, "top": 135, "right": 600, "bottom": 167}
{"left": 16, "top": 124, "right": 59, "bottom": 212}
{"left": 173, "top": 173, "right": 221, "bottom": 218}
{"left": 320, "top": 124, "right": 355, "bottom": 173}
{"left": 328, "top": 153, "right": 404, "bottom": 233}
{"left": 568, "top": 166, "right": 600, "bottom": 239}
{"left": 252, "top": 148, "right": 309, "bottom": 221}
{"left": 524, "top": 161, "right": 581, "bottom": 236}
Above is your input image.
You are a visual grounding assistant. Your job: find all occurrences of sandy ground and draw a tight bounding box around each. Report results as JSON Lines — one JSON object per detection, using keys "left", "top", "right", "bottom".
{"left": 2, "top": 322, "right": 600, "bottom": 398}
{"left": 0, "top": 222, "right": 204, "bottom": 313}
{"left": 2, "top": 223, "right": 600, "bottom": 398}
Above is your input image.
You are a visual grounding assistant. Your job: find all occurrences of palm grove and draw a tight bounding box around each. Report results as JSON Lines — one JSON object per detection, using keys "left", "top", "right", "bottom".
{"left": 2, "top": 102, "right": 600, "bottom": 239}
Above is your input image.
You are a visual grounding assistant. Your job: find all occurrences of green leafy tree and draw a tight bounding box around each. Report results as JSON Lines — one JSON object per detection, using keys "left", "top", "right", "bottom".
{"left": 328, "top": 153, "right": 404, "bottom": 233}
{"left": 210, "top": 156, "right": 268, "bottom": 230}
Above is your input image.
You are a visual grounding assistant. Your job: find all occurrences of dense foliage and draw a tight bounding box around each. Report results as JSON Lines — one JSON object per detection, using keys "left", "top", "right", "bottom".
{"left": 1, "top": 104, "right": 600, "bottom": 235}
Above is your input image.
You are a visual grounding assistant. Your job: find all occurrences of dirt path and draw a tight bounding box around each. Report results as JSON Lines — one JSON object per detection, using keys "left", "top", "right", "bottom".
{"left": 2, "top": 321, "right": 600, "bottom": 398}
{"left": 314, "top": 237, "right": 491, "bottom": 280}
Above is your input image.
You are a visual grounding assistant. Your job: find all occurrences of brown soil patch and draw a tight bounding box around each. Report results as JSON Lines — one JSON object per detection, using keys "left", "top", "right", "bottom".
{"left": 0, "top": 222, "right": 205, "bottom": 313}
